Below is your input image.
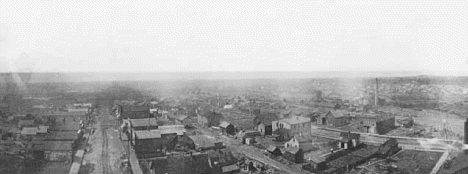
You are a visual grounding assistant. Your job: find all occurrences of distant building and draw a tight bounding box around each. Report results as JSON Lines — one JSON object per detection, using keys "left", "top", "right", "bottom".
{"left": 272, "top": 116, "right": 311, "bottom": 136}
{"left": 338, "top": 132, "right": 360, "bottom": 149}
{"left": 129, "top": 118, "right": 159, "bottom": 131}
{"left": 254, "top": 112, "right": 278, "bottom": 136}
{"left": 219, "top": 121, "right": 236, "bottom": 136}
{"left": 33, "top": 141, "right": 76, "bottom": 162}
{"left": 284, "top": 135, "right": 317, "bottom": 152}
{"left": 283, "top": 147, "right": 304, "bottom": 163}
{"left": 318, "top": 111, "right": 351, "bottom": 127}
{"left": 267, "top": 145, "right": 282, "bottom": 156}
{"left": 357, "top": 115, "right": 395, "bottom": 134}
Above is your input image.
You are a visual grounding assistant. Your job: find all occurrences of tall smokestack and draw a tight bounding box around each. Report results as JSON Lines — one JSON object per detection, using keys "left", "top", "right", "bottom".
{"left": 375, "top": 78, "right": 379, "bottom": 107}
{"left": 464, "top": 118, "right": 468, "bottom": 144}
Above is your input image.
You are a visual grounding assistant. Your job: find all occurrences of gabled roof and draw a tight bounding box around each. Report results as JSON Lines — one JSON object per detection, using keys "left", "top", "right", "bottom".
{"left": 219, "top": 121, "right": 232, "bottom": 128}
{"left": 267, "top": 145, "right": 279, "bottom": 152}
{"left": 339, "top": 132, "right": 360, "bottom": 141}
{"left": 222, "top": 164, "right": 240, "bottom": 173}
{"left": 254, "top": 112, "right": 279, "bottom": 125}
{"left": 130, "top": 118, "right": 158, "bottom": 127}
{"left": 134, "top": 130, "right": 162, "bottom": 139}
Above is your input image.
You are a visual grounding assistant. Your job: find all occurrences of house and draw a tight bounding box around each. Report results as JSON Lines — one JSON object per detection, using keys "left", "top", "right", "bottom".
{"left": 272, "top": 116, "right": 311, "bottom": 136}
{"left": 303, "top": 156, "right": 327, "bottom": 172}
{"left": 174, "top": 133, "right": 196, "bottom": 151}
{"left": 338, "top": 132, "right": 360, "bottom": 149}
{"left": 207, "top": 150, "right": 239, "bottom": 174}
{"left": 129, "top": 118, "right": 158, "bottom": 131}
{"left": 283, "top": 147, "right": 304, "bottom": 163}
{"left": 318, "top": 110, "right": 351, "bottom": 127}
{"left": 267, "top": 145, "right": 282, "bottom": 156}
{"left": 238, "top": 130, "right": 260, "bottom": 144}
{"left": 18, "top": 119, "right": 35, "bottom": 128}
{"left": 357, "top": 115, "right": 395, "bottom": 134}
{"left": 272, "top": 128, "right": 292, "bottom": 142}
{"left": 197, "top": 110, "right": 223, "bottom": 127}
{"left": 254, "top": 112, "right": 278, "bottom": 136}
{"left": 150, "top": 153, "right": 212, "bottom": 174}
{"left": 132, "top": 130, "right": 176, "bottom": 158}
{"left": 219, "top": 121, "right": 236, "bottom": 136}
{"left": 284, "top": 135, "right": 317, "bottom": 152}
{"left": 33, "top": 140, "right": 76, "bottom": 161}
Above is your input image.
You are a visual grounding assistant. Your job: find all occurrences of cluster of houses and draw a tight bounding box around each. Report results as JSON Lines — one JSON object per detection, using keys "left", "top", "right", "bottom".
{"left": 113, "top": 103, "right": 243, "bottom": 174}
{"left": 0, "top": 102, "right": 92, "bottom": 162}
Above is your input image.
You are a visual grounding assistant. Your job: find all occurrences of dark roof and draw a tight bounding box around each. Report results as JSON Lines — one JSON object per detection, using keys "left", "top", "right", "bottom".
{"left": 121, "top": 110, "right": 151, "bottom": 119}
{"left": 340, "top": 132, "right": 360, "bottom": 142}
{"left": 267, "top": 145, "right": 279, "bottom": 152}
{"left": 130, "top": 118, "right": 158, "bottom": 127}
{"left": 33, "top": 141, "right": 74, "bottom": 151}
{"left": 46, "top": 131, "right": 79, "bottom": 140}
{"left": 254, "top": 112, "right": 279, "bottom": 125}
{"left": 379, "top": 138, "right": 398, "bottom": 154}
{"left": 207, "top": 149, "right": 238, "bottom": 166}
{"left": 151, "top": 153, "right": 211, "bottom": 174}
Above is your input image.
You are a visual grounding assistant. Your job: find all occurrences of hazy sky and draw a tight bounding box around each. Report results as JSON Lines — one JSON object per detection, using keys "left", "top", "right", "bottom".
{"left": 0, "top": 0, "right": 467, "bottom": 73}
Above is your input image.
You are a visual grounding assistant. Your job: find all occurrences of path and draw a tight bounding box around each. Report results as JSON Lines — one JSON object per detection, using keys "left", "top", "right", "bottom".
{"left": 198, "top": 127, "right": 306, "bottom": 174}
{"left": 430, "top": 151, "right": 450, "bottom": 174}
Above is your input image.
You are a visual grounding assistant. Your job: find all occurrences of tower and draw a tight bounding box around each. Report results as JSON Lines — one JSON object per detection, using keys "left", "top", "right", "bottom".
{"left": 464, "top": 118, "right": 468, "bottom": 144}
{"left": 374, "top": 78, "right": 379, "bottom": 107}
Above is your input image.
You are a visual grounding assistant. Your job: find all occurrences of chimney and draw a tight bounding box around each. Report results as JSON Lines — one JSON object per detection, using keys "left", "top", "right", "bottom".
{"left": 464, "top": 118, "right": 468, "bottom": 145}
{"left": 375, "top": 78, "right": 379, "bottom": 107}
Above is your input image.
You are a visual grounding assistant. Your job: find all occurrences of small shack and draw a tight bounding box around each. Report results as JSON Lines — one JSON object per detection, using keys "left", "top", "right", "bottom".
{"left": 267, "top": 145, "right": 282, "bottom": 156}
{"left": 283, "top": 147, "right": 304, "bottom": 163}
{"left": 219, "top": 121, "right": 236, "bottom": 136}
{"left": 338, "top": 132, "right": 360, "bottom": 149}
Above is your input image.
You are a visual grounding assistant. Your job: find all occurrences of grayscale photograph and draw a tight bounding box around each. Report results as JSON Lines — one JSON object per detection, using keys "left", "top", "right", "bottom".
{"left": 0, "top": 0, "right": 467, "bottom": 174}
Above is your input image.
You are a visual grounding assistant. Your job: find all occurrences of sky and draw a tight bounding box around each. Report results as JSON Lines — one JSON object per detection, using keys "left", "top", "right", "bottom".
{"left": 0, "top": 0, "right": 467, "bottom": 73}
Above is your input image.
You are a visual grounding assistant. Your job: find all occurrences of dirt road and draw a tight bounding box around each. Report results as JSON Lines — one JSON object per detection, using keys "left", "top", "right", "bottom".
{"left": 197, "top": 128, "right": 306, "bottom": 174}
{"left": 81, "top": 107, "right": 125, "bottom": 174}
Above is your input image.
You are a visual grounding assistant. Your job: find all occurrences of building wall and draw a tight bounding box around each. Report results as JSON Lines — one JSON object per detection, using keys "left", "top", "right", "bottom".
{"left": 290, "top": 122, "right": 311, "bottom": 136}
{"left": 197, "top": 115, "right": 208, "bottom": 127}
{"left": 45, "top": 150, "right": 72, "bottom": 162}
{"left": 257, "top": 123, "right": 266, "bottom": 135}
{"left": 376, "top": 117, "right": 395, "bottom": 135}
